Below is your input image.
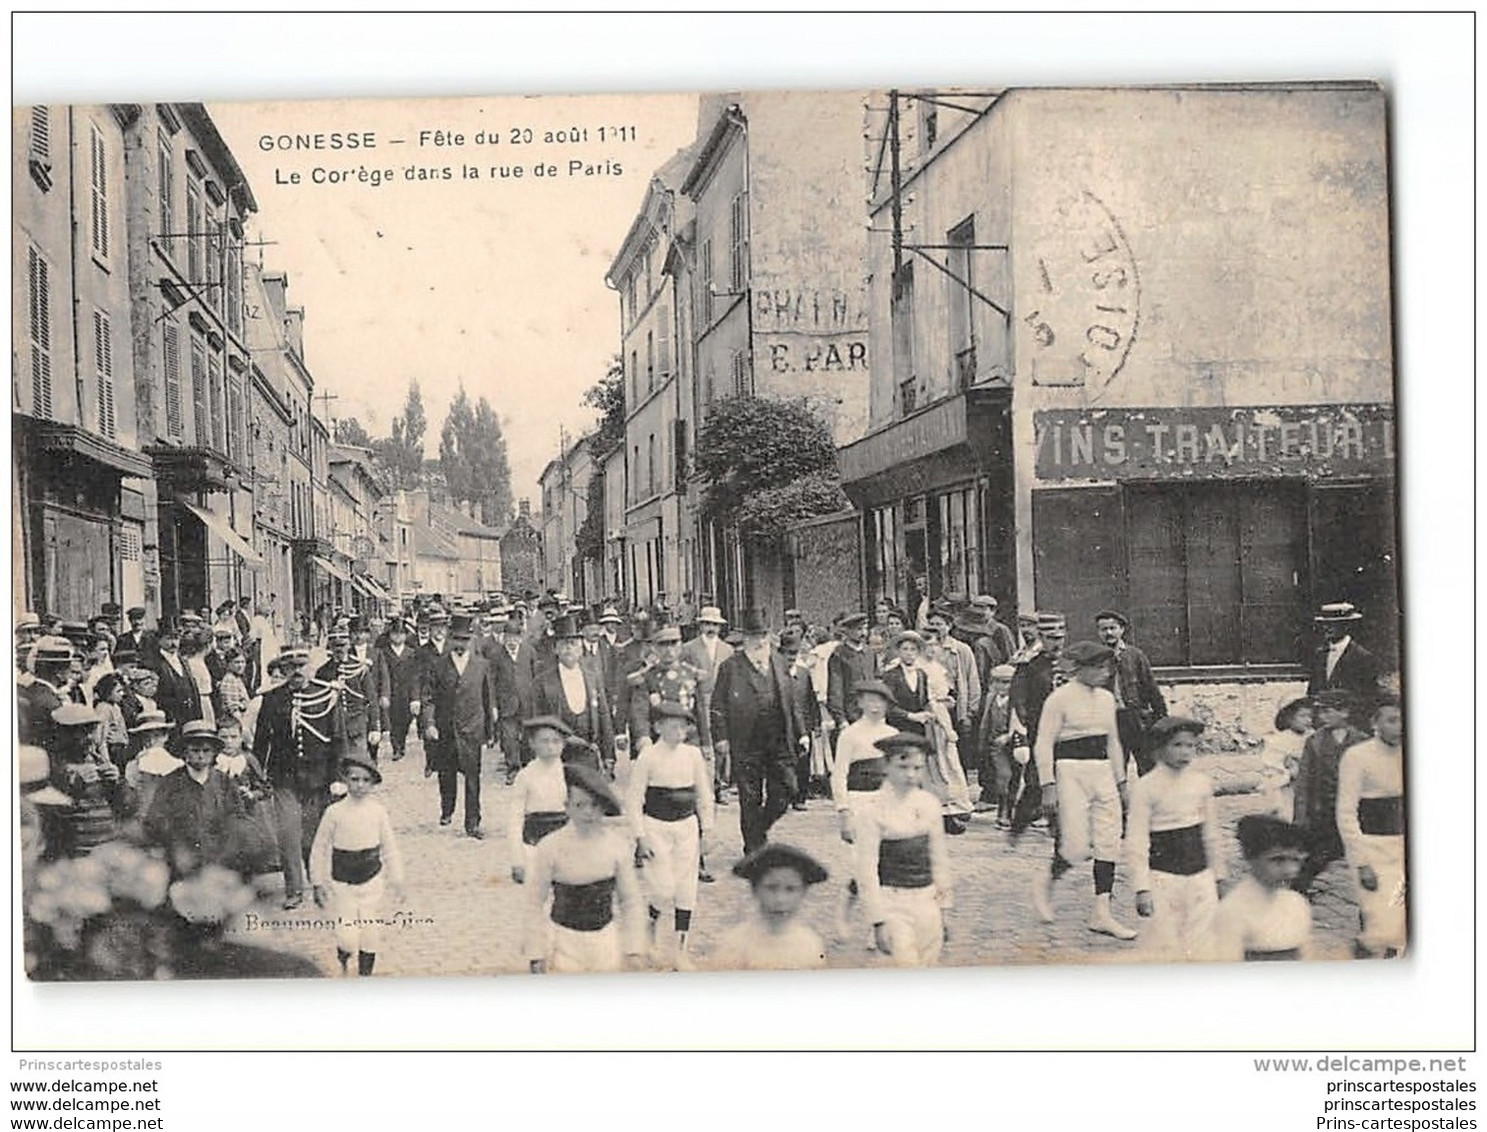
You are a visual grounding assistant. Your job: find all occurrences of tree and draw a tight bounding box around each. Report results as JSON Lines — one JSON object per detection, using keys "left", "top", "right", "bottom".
{"left": 693, "top": 396, "right": 848, "bottom": 539}
{"left": 333, "top": 416, "right": 374, "bottom": 448}
{"left": 581, "top": 355, "right": 626, "bottom": 456}
{"left": 375, "top": 380, "right": 427, "bottom": 490}
{"left": 575, "top": 472, "right": 606, "bottom": 562}
{"left": 438, "top": 385, "right": 514, "bottom": 527}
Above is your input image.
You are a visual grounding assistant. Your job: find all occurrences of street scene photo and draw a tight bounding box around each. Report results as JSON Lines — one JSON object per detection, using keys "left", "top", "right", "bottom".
{"left": 13, "top": 83, "right": 1404, "bottom": 981}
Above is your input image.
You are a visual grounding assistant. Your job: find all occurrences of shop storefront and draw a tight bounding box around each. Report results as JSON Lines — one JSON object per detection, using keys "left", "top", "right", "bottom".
{"left": 840, "top": 387, "right": 1016, "bottom": 617}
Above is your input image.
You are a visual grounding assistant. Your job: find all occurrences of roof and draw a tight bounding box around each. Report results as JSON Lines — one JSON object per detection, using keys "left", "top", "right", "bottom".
{"left": 605, "top": 142, "right": 699, "bottom": 285}
{"left": 680, "top": 104, "right": 746, "bottom": 197}
{"left": 176, "top": 104, "right": 257, "bottom": 214}
{"left": 412, "top": 523, "right": 459, "bottom": 560}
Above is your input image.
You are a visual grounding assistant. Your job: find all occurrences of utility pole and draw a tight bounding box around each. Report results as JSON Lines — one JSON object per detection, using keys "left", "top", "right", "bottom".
{"left": 888, "top": 89, "right": 904, "bottom": 279}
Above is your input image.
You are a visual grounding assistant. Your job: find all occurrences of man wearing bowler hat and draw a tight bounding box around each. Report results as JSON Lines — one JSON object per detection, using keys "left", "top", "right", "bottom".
{"left": 711, "top": 609, "right": 809, "bottom": 855}
{"left": 423, "top": 613, "right": 497, "bottom": 837}
{"left": 1307, "top": 602, "right": 1382, "bottom": 700}
{"left": 1095, "top": 609, "right": 1168, "bottom": 776}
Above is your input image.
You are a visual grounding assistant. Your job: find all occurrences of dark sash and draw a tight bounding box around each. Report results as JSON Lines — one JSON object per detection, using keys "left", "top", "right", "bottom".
{"left": 1149, "top": 824, "right": 1208, "bottom": 877}
{"left": 846, "top": 757, "right": 886, "bottom": 793}
{"left": 878, "top": 834, "right": 933, "bottom": 889}
{"left": 522, "top": 811, "right": 568, "bottom": 846}
{"left": 331, "top": 847, "right": 382, "bottom": 885}
{"left": 1358, "top": 796, "right": 1405, "bottom": 837}
{"left": 550, "top": 877, "right": 616, "bottom": 932}
{"left": 1244, "top": 947, "right": 1300, "bottom": 962}
{"left": 1054, "top": 735, "right": 1108, "bottom": 761}
{"left": 643, "top": 785, "right": 697, "bottom": 822}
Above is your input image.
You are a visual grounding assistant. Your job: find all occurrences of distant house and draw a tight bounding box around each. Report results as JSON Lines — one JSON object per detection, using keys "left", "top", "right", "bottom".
{"left": 401, "top": 488, "right": 503, "bottom": 603}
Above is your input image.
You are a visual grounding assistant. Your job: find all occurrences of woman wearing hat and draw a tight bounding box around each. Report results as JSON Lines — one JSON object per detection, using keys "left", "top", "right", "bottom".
{"left": 524, "top": 764, "right": 645, "bottom": 975}
{"left": 49, "top": 703, "right": 122, "bottom": 858}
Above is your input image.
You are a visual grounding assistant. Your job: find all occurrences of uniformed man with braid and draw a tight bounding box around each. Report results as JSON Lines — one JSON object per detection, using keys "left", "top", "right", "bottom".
{"left": 317, "top": 623, "right": 382, "bottom": 761}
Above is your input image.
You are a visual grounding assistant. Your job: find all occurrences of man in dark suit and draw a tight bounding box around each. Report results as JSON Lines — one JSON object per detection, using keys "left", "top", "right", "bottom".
{"left": 317, "top": 625, "right": 381, "bottom": 760}
{"left": 710, "top": 609, "right": 808, "bottom": 855}
{"left": 489, "top": 612, "right": 540, "bottom": 780}
{"left": 1095, "top": 609, "right": 1168, "bottom": 776}
{"left": 374, "top": 615, "right": 423, "bottom": 762}
{"left": 253, "top": 647, "right": 347, "bottom": 908}
{"left": 423, "top": 613, "right": 496, "bottom": 838}
{"left": 416, "top": 606, "right": 452, "bottom": 771}
{"left": 535, "top": 615, "right": 615, "bottom": 775}
{"left": 1307, "top": 602, "right": 1383, "bottom": 700}
{"left": 826, "top": 612, "right": 877, "bottom": 732}
{"left": 151, "top": 621, "right": 203, "bottom": 740}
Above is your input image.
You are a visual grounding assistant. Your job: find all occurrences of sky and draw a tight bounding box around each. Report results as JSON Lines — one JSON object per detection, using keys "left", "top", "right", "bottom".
{"left": 208, "top": 93, "right": 700, "bottom": 509}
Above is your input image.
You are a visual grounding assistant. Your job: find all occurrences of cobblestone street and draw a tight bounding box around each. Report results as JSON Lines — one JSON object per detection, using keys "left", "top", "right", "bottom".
{"left": 222, "top": 735, "right": 1362, "bottom": 977}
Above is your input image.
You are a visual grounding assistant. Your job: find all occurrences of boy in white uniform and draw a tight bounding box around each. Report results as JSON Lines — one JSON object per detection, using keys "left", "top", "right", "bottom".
{"left": 1128, "top": 716, "right": 1222, "bottom": 962}
{"left": 1031, "top": 640, "right": 1135, "bottom": 940}
{"left": 507, "top": 717, "right": 575, "bottom": 883}
{"left": 310, "top": 753, "right": 406, "bottom": 976}
{"left": 831, "top": 679, "right": 898, "bottom": 939}
{"left": 855, "top": 731, "right": 953, "bottom": 966}
{"left": 627, "top": 700, "right": 715, "bottom": 968}
{"left": 1336, "top": 694, "right": 1406, "bottom": 958}
{"left": 1214, "top": 815, "right": 1313, "bottom": 962}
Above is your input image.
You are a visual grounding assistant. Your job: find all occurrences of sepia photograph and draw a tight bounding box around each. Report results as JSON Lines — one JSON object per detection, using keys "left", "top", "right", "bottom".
{"left": 14, "top": 77, "right": 1405, "bottom": 988}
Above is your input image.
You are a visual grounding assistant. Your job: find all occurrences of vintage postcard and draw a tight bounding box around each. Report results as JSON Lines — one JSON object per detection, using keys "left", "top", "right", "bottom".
{"left": 14, "top": 83, "right": 1403, "bottom": 982}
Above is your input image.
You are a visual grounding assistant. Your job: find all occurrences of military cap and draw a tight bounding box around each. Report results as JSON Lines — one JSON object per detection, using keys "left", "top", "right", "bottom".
{"left": 732, "top": 842, "right": 829, "bottom": 886}
{"left": 563, "top": 763, "right": 623, "bottom": 815}
{"left": 1036, "top": 611, "right": 1067, "bottom": 631}
{"left": 51, "top": 703, "right": 100, "bottom": 728}
{"left": 523, "top": 715, "right": 574, "bottom": 737}
{"left": 278, "top": 647, "right": 312, "bottom": 666}
{"left": 1236, "top": 814, "right": 1308, "bottom": 859}
{"left": 1148, "top": 716, "right": 1205, "bottom": 742}
{"left": 340, "top": 752, "right": 382, "bottom": 785}
{"left": 874, "top": 730, "right": 936, "bottom": 756}
{"left": 652, "top": 624, "right": 683, "bottom": 644}
{"left": 1064, "top": 641, "right": 1114, "bottom": 667}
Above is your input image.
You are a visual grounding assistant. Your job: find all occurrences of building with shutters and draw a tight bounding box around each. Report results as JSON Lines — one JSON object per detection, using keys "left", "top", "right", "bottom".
{"left": 328, "top": 445, "right": 394, "bottom": 615}
{"left": 13, "top": 103, "right": 153, "bottom": 620}
{"left": 118, "top": 102, "right": 261, "bottom": 623}
{"left": 538, "top": 434, "right": 594, "bottom": 603}
{"left": 841, "top": 84, "right": 1397, "bottom": 674}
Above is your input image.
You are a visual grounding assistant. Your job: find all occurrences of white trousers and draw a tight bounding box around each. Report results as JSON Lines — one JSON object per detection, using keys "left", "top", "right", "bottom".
{"left": 1141, "top": 869, "right": 1219, "bottom": 962}
{"left": 642, "top": 814, "right": 701, "bottom": 912}
{"left": 330, "top": 873, "right": 385, "bottom": 954}
{"left": 879, "top": 886, "right": 943, "bottom": 967}
{"left": 549, "top": 921, "right": 622, "bottom": 974}
{"left": 1351, "top": 834, "right": 1407, "bottom": 953}
{"left": 1055, "top": 759, "right": 1122, "bottom": 864}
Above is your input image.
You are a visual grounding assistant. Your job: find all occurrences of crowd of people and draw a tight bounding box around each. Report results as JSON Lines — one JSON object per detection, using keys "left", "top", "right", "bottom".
{"left": 15, "top": 587, "right": 1405, "bottom": 978}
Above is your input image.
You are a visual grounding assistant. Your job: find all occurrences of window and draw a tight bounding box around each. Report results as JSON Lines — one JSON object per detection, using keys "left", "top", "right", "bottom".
{"left": 27, "top": 247, "right": 53, "bottom": 420}
{"left": 190, "top": 336, "right": 209, "bottom": 445}
{"left": 228, "top": 376, "right": 245, "bottom": 462}
{"left": 657, "top": 305, "right": 671, "bottom": 381}
{"left": 157, "top": 132, "right": 174, "bottom": 249}
{"left": 631, "top": 445, "right": 639, "bottom": 503}
{"left": 624, "top": 274, "right": 636, "bottom": 328}
{"left": 647, "top": 434, "right": 656, "bottom": 495}
{"left": 643, "top": 246, "right": 653, "bottom": 302}
{"left": 208, "top": 221, "right": 224, "bottom": 311}
{"left": 226, "top": 241, "right": 242, "bottom": 336}
{"left": 186, "top": 179, "right": 204, "bottom": 285}
{"left": 699, "top": 239, "right": 714, "bottom": 325}
{"left": 209, "top": 355, "right": 225, "bottom": 452}
{"left": 162, "top": 322, "right": 183, "bottom": 437}
{"left": 89, "top": 125, "right": 109, "bottom": 260}
{"left": 899, "top": 378, "right": 918, "bottom": 415}
{"left": 868, "top": 504, "right": 900, "bottom": 612}
{"left": 947, "top": 216, "right": 977, "bottom": 388}
{"left": 891, "top": 263, "right": 915, "bottom": 414}
{"left": 646, "top": 330, "right": 655, "bottom": 393}
{"left": 729, "top": 192, "right": 749, "bottom": 292}
{"left": 630, "top": 349, "right": 639, "bottom": 407}
{"left": 936, "top": 487, "right": 980, "bottom": 598}
{"left": 92, "top": 310, "right": 116, "bottom": 440}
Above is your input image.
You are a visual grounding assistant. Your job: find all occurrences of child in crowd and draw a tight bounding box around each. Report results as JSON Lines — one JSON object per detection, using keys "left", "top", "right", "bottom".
{"left": 508, "top": 717, "right": 575, "bottom": 884}
{"left": 525, "top": 764, "right": 645, "bottom": 975}
{"left": 626, "top": 700, "right": 715, "bottom": 969}
{"left": 976, "top": 664, "right": 1017, "bottom": 823}
{"left": 310, "top": 754, "right": 406, "bottom": 977}
{"left": 92, "top": 672, "right": 131, "bottom": 773}
{"left": 855, "top": 731, "right": 953, "bottom": 966}
{"left": 1213, "top": 815, "right": 1313, "bottom": 962}
{"left": 1336, "top": 694, "right": 1406, "bottom": 958}
{"left": 123, "top": 710, "right": 180, "bottom": 820}
{"left": 1127, "top": 717, "right": 1223, "bottom": 962}
{"left": 1259, "top": 697, "right": 1313, "bottom": 820}
{"left": 214, "top": 648, "right": 251, "bottom": 727}
{"left": 830, "top": 679, "right": 898, "bottom": 939}
{"left": 49, "top": 703, "right": 121, "bottom": 857}
{"left": 1292, "top": 691, "right": 1365, "bottom": 889}
{"left": 711, "top": 843, "right": 829, "bottom": 972}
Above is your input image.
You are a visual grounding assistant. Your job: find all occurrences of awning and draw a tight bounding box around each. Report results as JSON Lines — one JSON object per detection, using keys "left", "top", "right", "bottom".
{"left": 180, "top": 501, "right": 264, "bottom": 567}
{"left": 310, "top": 554, "right": 351, "bottom": 582}
{"left": 352, "top": 573, "right": 391, "bottom": 603}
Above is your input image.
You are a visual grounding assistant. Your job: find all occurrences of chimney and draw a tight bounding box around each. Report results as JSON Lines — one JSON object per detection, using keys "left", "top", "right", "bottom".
{"left": 285, "top": 307, "right": 306, "bottom": 361}
{"left": 518, "top": 498, "right": 531, "bottom": 520}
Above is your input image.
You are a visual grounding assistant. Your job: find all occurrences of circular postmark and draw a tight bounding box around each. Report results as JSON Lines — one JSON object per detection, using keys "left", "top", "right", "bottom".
{"left": 1023, "top": 190, "right": 1140, "bottom": 394}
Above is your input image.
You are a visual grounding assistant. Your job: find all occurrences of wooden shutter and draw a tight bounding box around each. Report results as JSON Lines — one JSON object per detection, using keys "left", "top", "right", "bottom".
{"left": 93, "top": 310, "right": 116, "bottom": 440}
{"left": 1125, "top": 487, "right": 1187, "bottom": 666}
{"left": 1238, "top": 484, "right": 1306, "bottom": 664}
{"left": 1031, "top": 486, "right": 1126, "bottom": 650}
{"left": 730, "top": 193, "right": 748, "bottom": 292}
{"left": 1185, "top": 488, "right": 1241, "bottom": 666}
{"left": 657, "top": 304, "right": 671, "bottom": 379}
{"left": 186, "top": 181, "right": 203, "bottom": 282}
{"left": 190, "top": 337, "right": 209, "bottom": 444}
{"left": 30, "top": 106, "right": 50, "bottom": 162}
{"left": 27, "top": 247, "right": 52, "bottom": 419}
{"left": 209, "top": 354, "right": 225, "bottom": 452}
{"left": 163, "top": 323, "right": 183, "bottom": 437}
{"left": 157, "top": 132, "right": 173, "bottom": 234}
{"left": 90, "top": 126, "right": 109, "bottom": 258}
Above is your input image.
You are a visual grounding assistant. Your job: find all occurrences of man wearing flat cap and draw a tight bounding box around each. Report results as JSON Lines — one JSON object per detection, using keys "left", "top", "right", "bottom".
{"left": 826, "top": 611, "right": 878, "bottom": 735}
{"left": 1095, "top": 609, "right": 1168, "bottom": 776}
{"left": 1306, "top": 602, "right": 1382, "bottom": 700}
